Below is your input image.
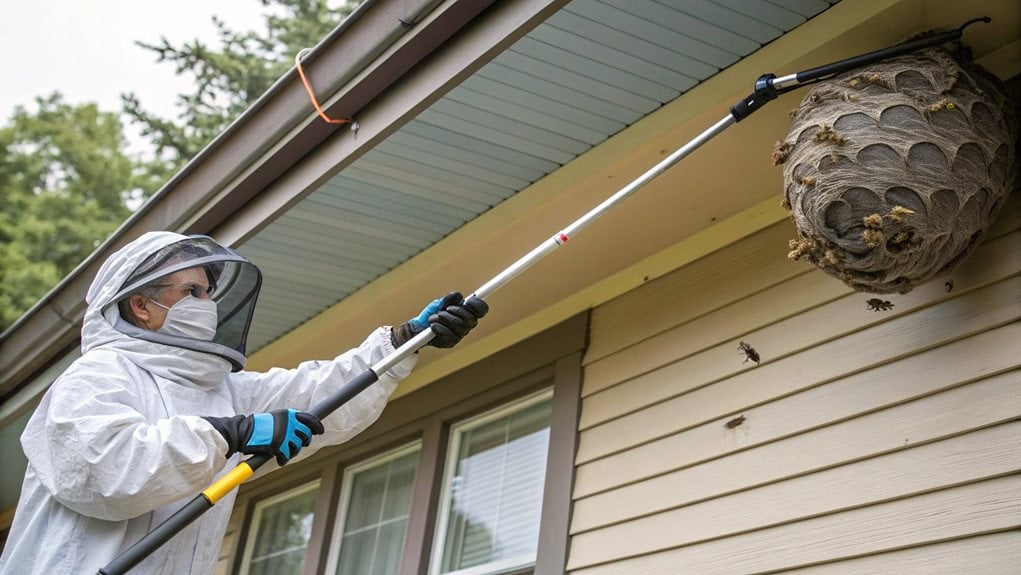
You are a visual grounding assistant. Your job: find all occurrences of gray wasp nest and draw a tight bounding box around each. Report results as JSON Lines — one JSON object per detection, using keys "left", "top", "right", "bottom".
{"left": 775, "top": 44, "right": 1016, "bottom": 294}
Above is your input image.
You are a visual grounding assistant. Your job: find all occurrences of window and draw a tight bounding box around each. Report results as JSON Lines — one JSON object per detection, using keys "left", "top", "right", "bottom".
{"left": 327, "top": 444, "right": 421, "bottom": 575}
{"left": 239, "top": 481, "right": 320, "bottom": 575}
{"left": 230, "top": 314, "right": 586, "bottom": 575}
{"left": 431, "top": 389, "right": 554, "bottom": 575}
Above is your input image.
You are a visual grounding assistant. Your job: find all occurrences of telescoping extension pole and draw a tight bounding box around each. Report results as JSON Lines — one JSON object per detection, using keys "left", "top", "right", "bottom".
{"left": 100, "top": 17, "right": 988, "bottom": 574}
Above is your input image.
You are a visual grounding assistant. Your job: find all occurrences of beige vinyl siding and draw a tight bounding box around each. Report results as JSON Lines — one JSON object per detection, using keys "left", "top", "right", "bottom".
{"left": 568, "top": 191, "right": 1021, "bottom": 573}
{"left": 774, "top": 530, "right": 1021, "bottom": 574}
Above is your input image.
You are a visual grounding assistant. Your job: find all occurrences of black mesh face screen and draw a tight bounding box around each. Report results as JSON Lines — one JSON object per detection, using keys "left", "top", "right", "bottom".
{"left": 112, "top": 236, "right": 262, "bottom": 366}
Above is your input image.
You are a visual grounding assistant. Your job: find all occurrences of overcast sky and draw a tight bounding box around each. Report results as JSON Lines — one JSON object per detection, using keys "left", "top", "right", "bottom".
{"left": 0, "top": 0, "right": 271, "bottom": 126}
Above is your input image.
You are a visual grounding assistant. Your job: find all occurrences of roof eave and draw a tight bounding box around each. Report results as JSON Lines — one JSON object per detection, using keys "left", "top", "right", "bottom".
{"left": 0, "top": 0, "right": 497, "bottom": 399}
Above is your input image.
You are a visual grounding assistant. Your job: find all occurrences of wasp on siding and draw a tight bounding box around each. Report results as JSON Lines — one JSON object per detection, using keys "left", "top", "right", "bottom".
{"left": 725, "top": 415, "right": 746, "bottom": 429}
{"left": 738, "top": 341, "right": 760, "bottom": 365}
{"left": 865, "top": 298, "right": 894, "bottom": 311}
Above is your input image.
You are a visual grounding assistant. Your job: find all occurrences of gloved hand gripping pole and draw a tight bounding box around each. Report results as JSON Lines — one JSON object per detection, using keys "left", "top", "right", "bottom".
{"left": 99, "top": 18, "right": 988, "bottom": 574}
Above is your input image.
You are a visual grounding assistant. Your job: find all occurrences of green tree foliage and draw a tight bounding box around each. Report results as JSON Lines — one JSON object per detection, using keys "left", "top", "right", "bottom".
{"left": 122, "top": 0, "right": 357, "bottom": 166}
{"left": 0, "top": 94, "right": 145, "bottom": 330}
{"left": 1, "top": 0, "right": 357, "bottom": 331}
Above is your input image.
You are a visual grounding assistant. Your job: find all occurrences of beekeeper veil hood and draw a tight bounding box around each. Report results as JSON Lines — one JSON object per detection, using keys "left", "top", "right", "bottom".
{"left": 84, "top": 232, "right": 261, "bottom": 382}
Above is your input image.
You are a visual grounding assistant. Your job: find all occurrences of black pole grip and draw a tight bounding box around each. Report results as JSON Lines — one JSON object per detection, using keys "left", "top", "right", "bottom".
{"left": 98, "top": 495, "right": 213, "bottom": 575}
{"left": 99, "top": 452, "right": 273, "bottom": 575}
{"left": 99, "top": 369, "right": 382, "bottom": 573}
{"left": 309, "top": 369, "right": 380, "bottom": 420}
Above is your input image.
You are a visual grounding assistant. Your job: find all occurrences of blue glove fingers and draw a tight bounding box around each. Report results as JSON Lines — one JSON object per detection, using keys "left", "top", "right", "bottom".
{"left": 280, "top": 410, "right": 323, "bottom": 463}
{"left": 278, "top": 411, "right": 304, "bottom": 462}
{"left": 409, "top": 297, "right": 444, "bottom": 330}
{"left": 410, "top": 292, "right": 464, "bottom": 330}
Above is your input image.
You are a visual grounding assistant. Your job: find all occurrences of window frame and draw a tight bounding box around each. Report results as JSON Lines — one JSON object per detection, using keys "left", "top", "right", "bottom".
{"left": 229, "top": 313, "right": 586, "bottom": 575}
{"left": 428, "top": 388, "right": 555, "bottom": 575}
{"left": 324, "top": 441, "right": 423, "bottom": 575}
{"left": 238, "top": 479, "right": 322, "bottom": 575}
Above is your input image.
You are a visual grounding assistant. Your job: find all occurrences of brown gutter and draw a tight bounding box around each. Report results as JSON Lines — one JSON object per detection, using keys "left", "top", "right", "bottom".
{"left": 0, "top": 0, "right": 496, "bottom": 400}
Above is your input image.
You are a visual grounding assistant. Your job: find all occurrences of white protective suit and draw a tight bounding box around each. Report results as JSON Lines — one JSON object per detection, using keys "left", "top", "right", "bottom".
{"left": 0, "top": 232, "right": 416, "bottom": 574}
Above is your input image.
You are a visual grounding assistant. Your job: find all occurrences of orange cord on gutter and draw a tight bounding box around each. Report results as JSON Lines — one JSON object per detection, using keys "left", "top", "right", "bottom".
{"left": 295, "top": 48, "right": 352, "bottom": 125}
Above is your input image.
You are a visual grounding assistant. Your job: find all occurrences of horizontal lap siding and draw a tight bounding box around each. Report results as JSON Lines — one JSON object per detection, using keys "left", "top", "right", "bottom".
{"left": 568, "top": 192, "right": 1021, "bottom": 573}
{"left": 771, "top": 526, "right": 1021, "bottom": 571}
{"left": 774, "top": 530, "right": 1021, "bottom": 574}
{"left": 570, "top": 476, "right": 1021, "bottom": 574}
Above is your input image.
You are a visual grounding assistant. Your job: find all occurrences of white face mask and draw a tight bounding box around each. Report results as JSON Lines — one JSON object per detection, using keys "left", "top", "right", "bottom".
{"left": 152, "top": 295, "right": 219, "bottom": 341}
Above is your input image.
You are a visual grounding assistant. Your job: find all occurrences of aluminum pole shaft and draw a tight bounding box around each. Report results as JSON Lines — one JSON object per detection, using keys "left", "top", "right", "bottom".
{"left": 473, "top": 113, "right": 737, "bottom": 302}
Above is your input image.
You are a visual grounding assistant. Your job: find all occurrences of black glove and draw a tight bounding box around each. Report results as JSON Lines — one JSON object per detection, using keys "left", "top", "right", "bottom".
{"left": 203, "top": 409, "right": 325, "bottom": 466}
{"left": 391, "top": 292, "right": 489, "bottom": 349}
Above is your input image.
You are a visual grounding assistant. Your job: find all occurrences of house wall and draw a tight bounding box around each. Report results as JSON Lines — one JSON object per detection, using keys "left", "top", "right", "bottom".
{"left": 567, "top": 190, "right": 1020, "bottom": 573}
{"left": 212, "top": 314, "right": 588, "bottom": 575}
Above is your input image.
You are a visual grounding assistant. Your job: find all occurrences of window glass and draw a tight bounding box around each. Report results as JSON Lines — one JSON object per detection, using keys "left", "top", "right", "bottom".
{"left": 242, "top": 481, "right": 320, "bottom": 575}
{"left": 433, "top": 390, "right": 553, "bottom": 575}
{"left": 331, "top": 445, "right": 421, "bottom": 575}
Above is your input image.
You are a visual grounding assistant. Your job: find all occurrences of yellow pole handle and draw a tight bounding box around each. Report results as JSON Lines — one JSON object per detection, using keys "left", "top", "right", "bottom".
{"left": 202, "top": 461, "right": 255, "bottom": 504}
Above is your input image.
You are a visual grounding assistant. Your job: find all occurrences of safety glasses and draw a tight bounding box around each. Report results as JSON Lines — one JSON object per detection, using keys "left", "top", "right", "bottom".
{"left": 154, "top": 282, "right": 217, "bottom": 299}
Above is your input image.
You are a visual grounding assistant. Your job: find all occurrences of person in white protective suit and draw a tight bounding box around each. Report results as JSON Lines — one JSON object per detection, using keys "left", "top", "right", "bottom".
{"left": 0, "top": 232, "right": 488, "bottom": 574}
